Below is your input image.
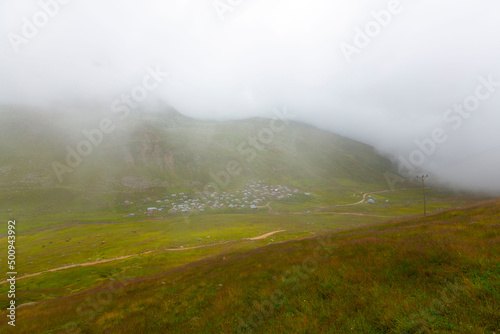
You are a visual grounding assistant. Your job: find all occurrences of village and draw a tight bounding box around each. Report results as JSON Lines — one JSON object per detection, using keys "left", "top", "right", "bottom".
{"left": 124, "top": 181, "right": 310, "bottom": 216}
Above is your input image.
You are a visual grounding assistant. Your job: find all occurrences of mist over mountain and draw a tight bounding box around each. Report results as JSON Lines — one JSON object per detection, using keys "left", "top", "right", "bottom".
{"left": 0, "top": 105, "right": 391, "bottom": 189}
{"left": 1, "top": 0, "right": 499, "bottom": 194}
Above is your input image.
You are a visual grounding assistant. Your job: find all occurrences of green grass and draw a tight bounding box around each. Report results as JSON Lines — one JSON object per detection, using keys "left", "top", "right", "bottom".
{"left": 0, "top": 212, "right": 381, "bottom": 278}
{"left": 1, "top": 199, "right": 498, "bottom": 333}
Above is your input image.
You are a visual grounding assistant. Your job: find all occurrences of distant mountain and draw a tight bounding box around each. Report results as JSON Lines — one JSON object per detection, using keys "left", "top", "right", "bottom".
{"left": 0, "top": 105, "right": 395, "bottom": 212}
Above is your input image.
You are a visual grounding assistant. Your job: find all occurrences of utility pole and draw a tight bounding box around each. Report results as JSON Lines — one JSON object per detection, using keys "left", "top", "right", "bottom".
{"left": 416, "top": 175, "right": 429, "bottom": 216}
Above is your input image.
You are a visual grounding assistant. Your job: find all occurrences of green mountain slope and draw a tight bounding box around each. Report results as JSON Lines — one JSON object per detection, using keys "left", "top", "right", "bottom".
{"left": 0, "top": 105, "right": 395, "bottom": 213}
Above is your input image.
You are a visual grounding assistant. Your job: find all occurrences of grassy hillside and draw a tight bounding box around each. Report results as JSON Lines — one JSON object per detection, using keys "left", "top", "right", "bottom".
{"left": 2, "top": 199, "right": 498, "bottom": 333}
{"left": 0, "top": 104, "right": 395, "bottom": 218}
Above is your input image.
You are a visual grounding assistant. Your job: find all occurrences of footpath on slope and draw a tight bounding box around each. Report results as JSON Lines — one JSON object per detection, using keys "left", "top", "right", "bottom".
{"left": 0, "top": 231, "right": 284, "bottom": 285}
{"left": 246, "top": 230, "right": 285, "bottom": 240}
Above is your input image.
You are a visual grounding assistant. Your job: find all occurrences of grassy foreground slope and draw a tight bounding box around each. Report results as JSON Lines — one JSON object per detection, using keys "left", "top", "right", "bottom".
{"left": 4, "top": 199, "right": 499, "bottom": 333}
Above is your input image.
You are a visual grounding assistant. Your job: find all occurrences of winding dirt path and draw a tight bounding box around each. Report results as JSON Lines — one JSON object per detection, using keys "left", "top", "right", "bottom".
{"left": 0, "top": 253, "right": 154, "bottom": 284}
{"left": 314, "top": 188, "right": 420, "bottom": 212}
{"left": 323, "top": 212, "right": 394, "bottom": 218}
{"left": 314, "top": 190, "right": 391, "bottom": 211}
{"left": 257, "top": 201, "right": 279, "bottom": 215}
{"left": 0, "top": 231, "right": 284, "bottom": 285}
{"left": 246, "top": 230, "right": 285, "bottom": 240}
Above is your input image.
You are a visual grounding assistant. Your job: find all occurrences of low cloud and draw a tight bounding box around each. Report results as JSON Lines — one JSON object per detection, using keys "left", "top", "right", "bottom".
{"left": 1, "top": 0, "right": 499, "bottom": 193}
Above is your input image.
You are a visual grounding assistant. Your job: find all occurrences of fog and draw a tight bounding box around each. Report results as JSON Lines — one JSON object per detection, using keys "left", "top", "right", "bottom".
{"left": 1, "top": 0, "right": 500, "bottom": 193}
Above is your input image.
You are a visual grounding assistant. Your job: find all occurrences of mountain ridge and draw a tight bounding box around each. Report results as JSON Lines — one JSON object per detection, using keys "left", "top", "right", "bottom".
{"left": 0, "top": 105, "right": 393, "bottom": 188}
{"left": 0, "top": 105, "right": 403, "bottom": 216}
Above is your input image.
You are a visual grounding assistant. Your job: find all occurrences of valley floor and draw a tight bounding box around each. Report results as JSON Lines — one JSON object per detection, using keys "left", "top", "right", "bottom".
{"left": 0, "top": 188, "right": 497, "bottom": 333}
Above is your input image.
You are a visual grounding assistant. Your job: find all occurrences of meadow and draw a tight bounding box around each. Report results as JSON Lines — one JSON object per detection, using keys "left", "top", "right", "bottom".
{"left": 0, "top": 195, "right": 497, "bottom": 333}
{"left": 0, "top": 181, "right": 496, "bottom": 333}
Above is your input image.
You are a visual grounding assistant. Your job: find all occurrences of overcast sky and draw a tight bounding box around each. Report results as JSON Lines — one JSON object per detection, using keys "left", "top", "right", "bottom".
{"left": 1, "top": 0, "right": 500, "bottom": 193}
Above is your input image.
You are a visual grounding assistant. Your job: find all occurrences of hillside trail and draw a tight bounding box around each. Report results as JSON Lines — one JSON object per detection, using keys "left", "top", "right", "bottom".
{"left": 257, "top": 201, "right": 279, "bottom": 214}
{"left": 314, "top": 190, "right": 390, "bottom": 211}
{"left": 246, "top": 230, "right": 285, "bottom": 240}
{"left": 313, "top": 188, "right": 419, "bottom": 211}
{"left": 0, "top": 253, "right": 154, "bottom": 284}
{"left": 0, "top": 231, "right": 283, "bottom": 285}
{"left": 261, "top": 189, "right": 405, "bottom": 215}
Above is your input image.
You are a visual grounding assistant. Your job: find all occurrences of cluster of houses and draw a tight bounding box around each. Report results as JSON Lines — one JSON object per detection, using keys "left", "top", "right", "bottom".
{"left": 135, "top": 181, "right": 306, "bottom": 216}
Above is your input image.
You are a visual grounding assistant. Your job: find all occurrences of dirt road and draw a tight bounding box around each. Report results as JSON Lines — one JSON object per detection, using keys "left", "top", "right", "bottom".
{"left": 0, "top": 232, "right": 283, "bottom": 285}
{"left": 246, "top": 230, "right": 285, "bottom": 240}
